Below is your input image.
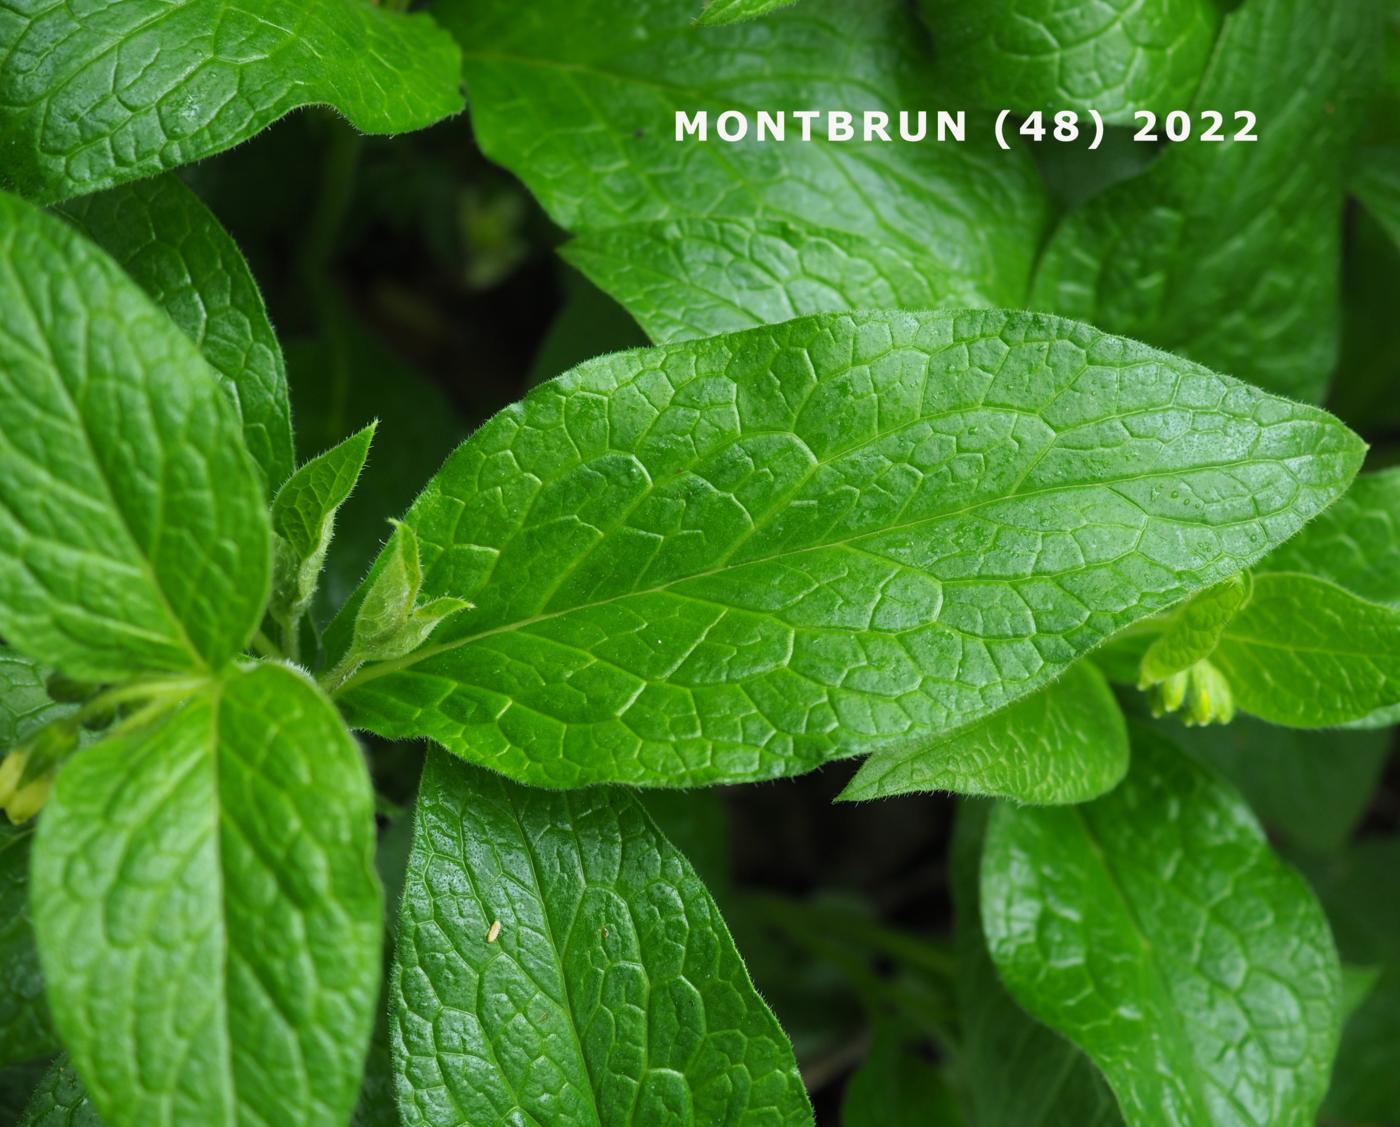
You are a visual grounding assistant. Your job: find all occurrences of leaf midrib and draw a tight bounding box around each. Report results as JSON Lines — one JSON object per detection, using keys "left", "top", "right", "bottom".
{"left": 1068, "top": 805, "right": 1217, "bottom": 1124}
{"left": 340, "top": 448, "right": 1304, "bottom": 695}
{"left": 3, "top": 238, "right": 210, "bottom": 670}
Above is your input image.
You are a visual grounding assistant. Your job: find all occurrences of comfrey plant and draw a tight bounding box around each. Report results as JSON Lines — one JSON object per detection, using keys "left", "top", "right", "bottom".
{"left": 1, "top": 0, "right": 1399, "bottom": 1124}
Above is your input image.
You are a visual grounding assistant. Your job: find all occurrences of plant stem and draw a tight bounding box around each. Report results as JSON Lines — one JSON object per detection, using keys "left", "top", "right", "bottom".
{"left": 319, "top": 653, "right": 362, "bottom": 696}
{"left": 74, "top": 675, "right": 208, "bottom": 727}
{"left": 250, "top": 630, "right": 283, "bottom": 661}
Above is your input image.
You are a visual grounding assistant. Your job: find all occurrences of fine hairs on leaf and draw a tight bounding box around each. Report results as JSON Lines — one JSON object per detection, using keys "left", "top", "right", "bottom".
{"left": 0, "top": 1, "right": 1398, "bottom": 1125}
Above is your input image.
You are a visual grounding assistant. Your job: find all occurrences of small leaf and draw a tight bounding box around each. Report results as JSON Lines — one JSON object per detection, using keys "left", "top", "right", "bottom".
{"left": 696, "top": 0, "right": 800, "bottom": 26}
{"left": 1140, "top": 574, "right": 1250, "bottom": 683}
{"left": 270, "top": 424, "right": 376, "bottom": 630}
{"left": 0, "top": 189, "right": 270, "bottom": 680}
{"left": 287, "top": 299, "right": 469, "bottom": 612}
{"left": 32, "top": 665, "right": 382, "bottom": 1127}
{"left": 57, "top": 175, "right": 295, "bottom": 492}
{"left": 1212, "top": 573, "right": 1400, "bottom": 727}
{"left": 391, "top": 751, "right": 813, "bottom": 1126}
{"left": 336, "top": 310, "right": 1363, "bottom": 788}
{"left": 839, "top": 662, "right": 1128, "bottom": 805}
{"left": 982, "top": 725, "right": 1342, "bottom": 1127}
{"left": 349, "top": 522, "right": 468, "bottom": 667}
{"left": 0, "top": 0, "right": 465, "bottom": 203}
{"left": 1265, "top": 467, "right": 1400, "bottom": 606}
{"left": 919, "top": 0, "right": 1220, "bottom": 122}
{"left": 0, "top": 650, "right": 71, "bottom": 752}
{"left": 1032, "top": 0, "right": 1381, "bottom": 400}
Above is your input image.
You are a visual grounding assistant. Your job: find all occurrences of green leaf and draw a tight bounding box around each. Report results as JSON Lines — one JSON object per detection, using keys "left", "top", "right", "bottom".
{"left": 697, "top": 0, "right": 799, "bottom": 25}
{"left": 949, "top": 803, "right": 1122, "bottom": 1127}
{"left": 0, "top": 824, "right": 55, "bottom": 1066}
{"left": 447, "top": 0, "right": 1048, "bottom": 312}
{"left": 57, "top": 175, "right": 295, "bottom": 492}
{"left": 336, "top": 309, "right": 1363, "bottom": 787}
{"left": 839, "top": 662, "right": 1128, "bottom": 805}
{"left": 31, "top": 664, "right": 381, "bottom": 1127}
{"left": 1139, "top": 574, "right": 1249, "bottom": 682}
{"left": 18, "top": 1059, "right": 100, "bottom": 1127}
{"left": 919, "top": 0, "right": 1220, "bottom": 122}
{"left": 1032, "top": 0, "right": 1382, "bottom": 401}
{"left": 391, "top": 750, "right": 813, "bottom": 1126}
{"left": 270, "top": 424, "right": 376, "bottom": 632}
{"left": 0, "top": 0, "right": 465, "bottom": 203}
{"left": 0, "top": 189, "right": 270, "bottom": 681}
{"left": 840, "top": 1021, "right": 962, "bottom": 1127}
{"left": 0, "top": 651, "right": 70, "bottom": 752}
{"left": 1212, "top": 573, "right": 1400, "bottom": 727}
{"left": 563, "top": 217, "right": 986, "bottom": 344}
{"left": 341, "top": 521, "right": 469, "bottom": 678}
{"left": 1265, "top": 468, "right": 1400, "bottom": 606}
{"left": 982, "top": 725, "right": 1342, "bottom": 1127}
{"left": 1175, "top": 716, "right": 1390, "bottom": 854}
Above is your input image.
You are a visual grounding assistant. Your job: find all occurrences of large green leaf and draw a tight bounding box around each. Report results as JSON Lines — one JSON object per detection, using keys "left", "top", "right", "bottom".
{"left": 564, "top": 217, "right": 984, "bottom": 345}
{"left": 391, "top": 751, "right": 812, "bottom": 1126}
{"left": 57, "top": 175, "right": 295, "bottom": 492}
{"left": 31, "top": 664, "right": 381, "bottom": 1127}
{"left": 839, "top": 662, "right": 1127, "bottom": 804}
{"left": 1265, "top": 468, "right": 1400, "bottom": 606}
{"left": 447, "top": 0, "right": 1048, "bottom": 319}
{"left": 982, "top": 725, "right": 1341, "bottom": 1127}
{"left": 0, "top": 0, "right": 464, "bottom": 203}
{"left": 949, "top": 804, "right": 1122, "bottom": 1127}
{"left": 1212, "top": 573, "right": 1400, "bottom": 727}
{"left": 0, "top": 190, "right": 270, "bottom": 681}
{"left": 919, "top": 0, "right": 1220, "bottom": 122}
{"left": 1032, "top": 0, "right": 1382, "bottom": 401}
{"left": 336, "top": 309, "right": 1362, "bottom": 787}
